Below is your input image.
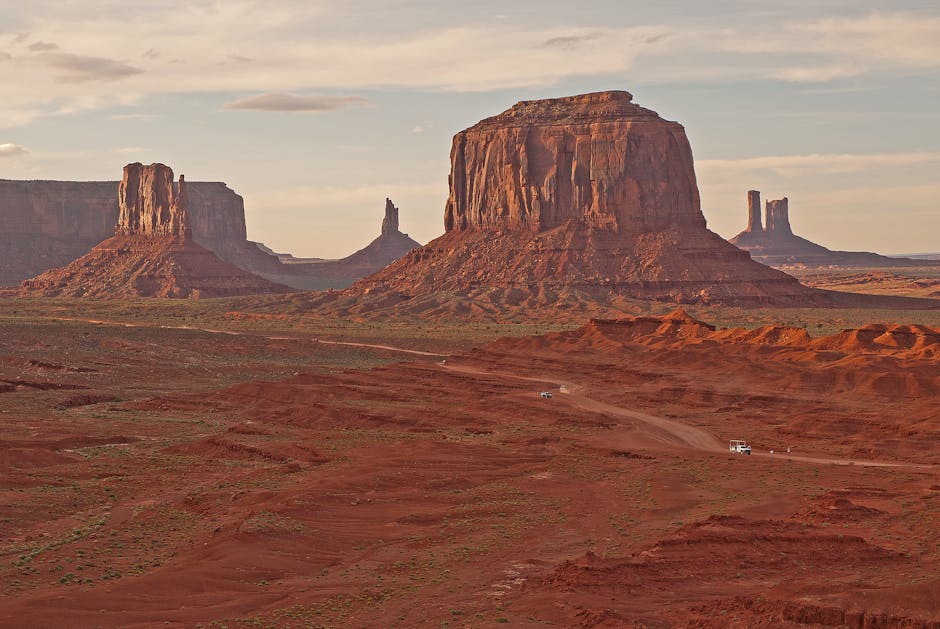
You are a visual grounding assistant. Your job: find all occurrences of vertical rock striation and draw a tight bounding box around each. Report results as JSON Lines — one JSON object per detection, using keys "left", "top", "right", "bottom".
{"left": 443, "top": 91, "right": 706, "bottom": 235}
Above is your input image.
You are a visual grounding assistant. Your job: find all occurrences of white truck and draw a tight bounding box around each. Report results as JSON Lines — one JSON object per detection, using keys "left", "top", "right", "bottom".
{"left": 729, "top": 439, "right": 751, "bottom": 455}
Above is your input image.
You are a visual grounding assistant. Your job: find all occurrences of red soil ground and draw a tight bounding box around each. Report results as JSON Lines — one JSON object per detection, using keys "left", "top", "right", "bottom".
{"left": 0, "top": 310, "right": 937, "bottom": 627}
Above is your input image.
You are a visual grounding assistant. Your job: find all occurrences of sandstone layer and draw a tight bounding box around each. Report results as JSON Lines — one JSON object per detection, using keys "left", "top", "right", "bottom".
{"left": 355, "top": 91, "right": 818, "bottom": 308}
{"left": 730, "top": 190, "right": 939, "bottom": 268}
{"left": 21, "top": 163, "right": 290, "bottom": 298}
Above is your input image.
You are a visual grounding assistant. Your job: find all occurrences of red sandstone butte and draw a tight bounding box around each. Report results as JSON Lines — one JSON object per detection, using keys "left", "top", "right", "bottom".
{"left": 21, "top": 163, "right": 291, "bottom": 299}
{"left": 356, "top": 91, "right": 817, "bottom": 307}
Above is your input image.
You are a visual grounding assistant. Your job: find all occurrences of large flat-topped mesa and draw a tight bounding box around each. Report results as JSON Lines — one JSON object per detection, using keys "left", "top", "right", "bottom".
{"left": 341, "top": 89, "right": 826, "bottom": 313}
{"left": 444, "top": 90, "right": 704, "bottom": 234}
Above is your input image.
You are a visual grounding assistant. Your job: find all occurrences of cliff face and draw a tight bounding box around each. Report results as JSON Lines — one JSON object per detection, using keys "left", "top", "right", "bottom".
{"left": 0, "top": 181, "right": 118, "bottom": 286}
{"left": 443, "top": 91, "right": 705, "bottom": 234}
{"left": 355, "top": 91, "right": 818, "bottom": 308}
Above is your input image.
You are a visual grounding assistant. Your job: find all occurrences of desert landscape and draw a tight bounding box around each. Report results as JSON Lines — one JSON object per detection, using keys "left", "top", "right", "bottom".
{"left": 2, "top": 3, "right": 939, "bottom": 628}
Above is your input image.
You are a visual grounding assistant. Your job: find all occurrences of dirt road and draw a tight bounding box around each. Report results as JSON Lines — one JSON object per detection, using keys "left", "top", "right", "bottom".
{"left": 36, "top": 316, "right": 935, "bottom": 470}
{"left": 440, "top": 362, "right": 936, "bottom": 471}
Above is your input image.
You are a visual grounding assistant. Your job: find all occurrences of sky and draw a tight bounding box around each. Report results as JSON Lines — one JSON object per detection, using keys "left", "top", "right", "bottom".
{"left": 1, "top": 0, "right": 938, "bottom": 257}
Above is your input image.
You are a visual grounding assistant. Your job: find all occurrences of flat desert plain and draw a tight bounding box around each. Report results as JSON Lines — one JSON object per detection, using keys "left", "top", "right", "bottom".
{"left": 0, "top": 299, "right": 938, "bottom": 628}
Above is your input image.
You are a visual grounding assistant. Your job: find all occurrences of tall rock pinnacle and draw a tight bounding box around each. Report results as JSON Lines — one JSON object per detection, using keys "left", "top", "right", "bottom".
{"left": 746, "top": 190, "right": 762, "bottom": 232}
{"left": 765, "top": 197, "right": 791, "bottom": 235}
{"left": 117, "top": 162, "right": 189, "bottom": 238}
{"left": 381, "top": 198, "right": 399, "bottom": 236}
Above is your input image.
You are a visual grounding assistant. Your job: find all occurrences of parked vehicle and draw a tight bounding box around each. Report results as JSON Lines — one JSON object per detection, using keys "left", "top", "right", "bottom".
{"left": 539, "top": 391, "right": 553, "bottom": 399}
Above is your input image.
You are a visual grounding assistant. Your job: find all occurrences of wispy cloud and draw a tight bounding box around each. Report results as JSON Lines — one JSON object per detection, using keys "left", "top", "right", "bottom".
{"left": 37, "top": 52, "right": 143, "bottom": 83}
{"left": 223, "top": 93, "right": 369, "bottom": 112}
{"left": 698, "top": 152, "right": 940, "bottom": 178}
{"left": 542, "top": 32, "right": 603, "bottom": 49}
{"left": 0, "top": 143, "right": 28, "bottom": 157}
{"left": 770, "top": 63, "right": 866, "bottom": 83}
{"left": 27, "top": 41, "right": 58, "bottom": 52}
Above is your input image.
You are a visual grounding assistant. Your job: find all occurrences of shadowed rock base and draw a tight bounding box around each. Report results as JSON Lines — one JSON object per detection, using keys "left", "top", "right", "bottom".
{"left": 21, "top": 235, "right": 291, "bottom": 298}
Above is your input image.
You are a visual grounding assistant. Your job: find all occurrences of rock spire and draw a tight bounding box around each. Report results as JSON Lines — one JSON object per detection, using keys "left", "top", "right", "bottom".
{"left": 381, "top": 198, "right": 399, "bottom": 236}
{"left": 116, "top": 162, "right": 189, "bottom": 238}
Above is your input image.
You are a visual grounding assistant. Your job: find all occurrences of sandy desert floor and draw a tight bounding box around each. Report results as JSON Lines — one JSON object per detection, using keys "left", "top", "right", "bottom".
{"left": 783, "top": 264, "right": 940, "bottom": 300}
{"left": 0, "top": 300, "right": 938, "bottom": 628}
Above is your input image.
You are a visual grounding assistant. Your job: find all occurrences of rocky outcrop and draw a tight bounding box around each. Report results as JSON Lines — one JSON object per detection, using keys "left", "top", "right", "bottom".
{"left": 1, "top": 170, "right": 421, "bottom": 290}
{"left": 254, "top": 197, "right": 421, "bottom": 290}
{"left": 21, "top": 236, "right": 292, "bottom": 299}
{"left": 353, "top": 91, "right": 819, "bottom": 309}
{"left": 21, "top": 163, "right": 291, "bottom": 298}
{"left": 444, "top": 91, "right": 705, "bottom": 234}
{"left": 730, "top": 190, "right": 939, "bottom": 268}
{"left": 117, "top": 163, "right": 188, "bottom": 237}
{"left": 746, "top": 190, "right": 761, "bottom": 232}
{"left": 764, "top": 197, "right": 791, "bottom": 235}
{"left": 0, "top": 176, "right": 276, "bottom": 286}
{"left": 381, "top": 198, "right": 399, "bottom": 236}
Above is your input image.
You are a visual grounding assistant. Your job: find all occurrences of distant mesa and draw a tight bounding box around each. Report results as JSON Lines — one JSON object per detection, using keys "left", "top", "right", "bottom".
{"left": 730, "top": 190, "right": 939, "bottom": 268}
{"left": 0, "top": 171, "right": 279, "bottom": 286}
{"left": 349, "top": 90, "right": 818, "bottom": 310}
{"left": 0, "top": 171, "right": 421, "bottom": 289}
{"left": 21, "top": 163, "right": 292, "bottom": 298}
{"left": 251, "top": 197, "right": 421, "bottom": 290}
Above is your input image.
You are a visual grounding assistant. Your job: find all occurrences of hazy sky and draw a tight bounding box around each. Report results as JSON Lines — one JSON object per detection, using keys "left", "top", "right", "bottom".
{"left": 1, "top": 1, "right": 938, "bottom": 256}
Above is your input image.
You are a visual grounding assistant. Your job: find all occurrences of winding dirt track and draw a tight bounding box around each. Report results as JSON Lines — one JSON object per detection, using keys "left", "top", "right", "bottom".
{"left": 440, "top": 363, "right": 936, "bottom": 471}
{"left": 40, "top": 317, "right": 935, "bottom": 471}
